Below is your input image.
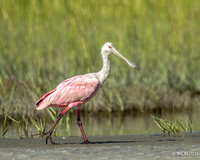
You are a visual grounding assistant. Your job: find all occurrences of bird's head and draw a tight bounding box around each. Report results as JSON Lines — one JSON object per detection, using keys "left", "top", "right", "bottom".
{"left": 101, "top": 42, "right": 137, "bottom": 69}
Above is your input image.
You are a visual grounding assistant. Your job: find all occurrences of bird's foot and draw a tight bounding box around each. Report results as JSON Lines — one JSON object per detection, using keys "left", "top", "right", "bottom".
{"left": 81, "top": 140, "right": 95, "bottom": 144}
{"left": 42, "top": 131, "right": 60, "bottom": 145}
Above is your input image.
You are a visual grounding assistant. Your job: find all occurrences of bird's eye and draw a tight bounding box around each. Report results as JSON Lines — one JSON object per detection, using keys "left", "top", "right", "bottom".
{"left": 108, "top": 46, "right": 111, "bottom": 48}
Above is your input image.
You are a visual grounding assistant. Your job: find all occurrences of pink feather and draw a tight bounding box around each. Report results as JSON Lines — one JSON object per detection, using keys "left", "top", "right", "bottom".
{"left": 36, "top": 74, "right": 100, "bottom": 110}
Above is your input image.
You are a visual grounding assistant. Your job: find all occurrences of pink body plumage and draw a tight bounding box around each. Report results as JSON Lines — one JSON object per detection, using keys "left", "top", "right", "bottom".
{"left": 36, "top": 74, "right": 100, "bottom": 110}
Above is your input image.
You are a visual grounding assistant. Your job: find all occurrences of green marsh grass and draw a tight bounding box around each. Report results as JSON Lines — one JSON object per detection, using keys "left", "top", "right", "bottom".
{"left": 47, "top": 107, "right": 63, "bottom": 137}
{"left": 1, "top": 113, "right": 8, "bottom": 138}
{"left": 1, "top": 107, "right": 69, "bottom": 138}
{"left": 0, "top": 0, "right": 200, "bottom": 116}
{"left": 30, "top": 116, "right": 46, "bottom": 137}
{"left": 65, "top": 113, "right": 70, "bottom": 136}
{"left": 0, "top": 0, "right": 200, "bottom": 137}
{"left": 150, "top": 114, "right": 192, "bottom": 136}
{"left": 7, "top": 114, "right": 29, "bottom": 138}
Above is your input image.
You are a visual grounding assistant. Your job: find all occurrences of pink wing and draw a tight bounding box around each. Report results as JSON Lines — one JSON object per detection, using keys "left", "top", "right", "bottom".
{"left": 36, "top": 74, "right": 100, "bottom": 110}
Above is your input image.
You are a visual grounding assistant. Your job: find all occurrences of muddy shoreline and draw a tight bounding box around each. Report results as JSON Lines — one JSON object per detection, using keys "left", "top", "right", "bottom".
{"left": 1, "top": 132, "right": 200, "bottom": 160}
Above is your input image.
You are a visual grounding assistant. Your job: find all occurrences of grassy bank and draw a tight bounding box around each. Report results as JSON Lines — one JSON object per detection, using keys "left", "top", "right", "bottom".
{"left": 0, "top": 0, "right": 200, "bottom": 117}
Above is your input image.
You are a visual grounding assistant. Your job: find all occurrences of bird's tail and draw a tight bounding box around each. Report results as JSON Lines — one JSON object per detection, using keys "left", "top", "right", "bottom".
{"left": 36, "top": 89, "right": 55, "bottom": 110}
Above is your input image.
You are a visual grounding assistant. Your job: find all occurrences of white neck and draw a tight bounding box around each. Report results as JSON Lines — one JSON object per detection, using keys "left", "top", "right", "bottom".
{"left": 96, "top": 52, "right": 111, "bottom": 86}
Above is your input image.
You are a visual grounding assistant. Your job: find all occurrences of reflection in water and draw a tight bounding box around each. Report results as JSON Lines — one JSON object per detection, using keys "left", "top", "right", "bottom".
{"left": 3, "top": 110, "right": 199, "bottom": 138}
{"left": 66, "top": 112, "right": 153, "bottom": 136}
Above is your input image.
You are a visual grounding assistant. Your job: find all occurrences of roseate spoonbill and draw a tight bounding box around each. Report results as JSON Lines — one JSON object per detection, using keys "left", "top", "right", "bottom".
{"left": 36, "top": 42, "right": 136, "bottom": 144}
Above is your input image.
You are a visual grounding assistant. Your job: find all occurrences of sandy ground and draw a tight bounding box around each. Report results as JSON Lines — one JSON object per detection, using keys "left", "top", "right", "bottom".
{"left": 1, "top": 132, "right": 200, "bottom": 160}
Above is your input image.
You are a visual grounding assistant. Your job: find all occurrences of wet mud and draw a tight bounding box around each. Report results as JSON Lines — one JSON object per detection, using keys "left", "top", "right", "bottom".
{"left": 1, "top": 132, "right": 200, "bottom": 160}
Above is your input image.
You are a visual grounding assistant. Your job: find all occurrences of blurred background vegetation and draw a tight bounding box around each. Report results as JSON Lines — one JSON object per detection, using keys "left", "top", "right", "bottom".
{"left": 0, "top": 0, "right": 200, "bottom": 119}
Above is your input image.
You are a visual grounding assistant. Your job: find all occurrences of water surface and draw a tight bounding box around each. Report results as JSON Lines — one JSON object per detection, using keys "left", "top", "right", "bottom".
{"left": 3, "top": 110, "right": 199, "bottom": 138}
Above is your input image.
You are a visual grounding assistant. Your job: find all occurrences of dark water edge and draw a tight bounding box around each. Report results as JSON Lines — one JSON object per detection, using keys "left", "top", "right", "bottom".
{"left": 1, "top": 109, "right": 200, "bottom": 139}
{"left": 1, "top": 133, "right": 200, "bottom": 160}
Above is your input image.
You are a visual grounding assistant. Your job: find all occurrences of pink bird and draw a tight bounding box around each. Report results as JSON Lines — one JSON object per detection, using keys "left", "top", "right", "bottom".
{"left": 36, "top": 42, "right": 136, "bottom": 144}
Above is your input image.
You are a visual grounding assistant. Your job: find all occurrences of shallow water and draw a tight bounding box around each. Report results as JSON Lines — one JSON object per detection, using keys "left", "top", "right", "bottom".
{"left": 3, "top": 110, "right": 199, "bottom": 138}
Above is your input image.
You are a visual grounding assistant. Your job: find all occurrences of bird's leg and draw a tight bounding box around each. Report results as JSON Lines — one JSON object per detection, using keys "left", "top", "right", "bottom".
{"left": 42, "top": 113, "right": 63, "bottom": 145}
{"left": 43, "top": 106, "right": 71, "bottom": 145}
{"left": 77, "top": 109, "right": 91, "bottom": 144}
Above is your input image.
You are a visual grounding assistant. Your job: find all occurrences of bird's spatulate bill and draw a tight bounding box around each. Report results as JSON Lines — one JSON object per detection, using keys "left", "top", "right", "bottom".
{"left": 113, "top": 49, "right": 137, "bottom": 69}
